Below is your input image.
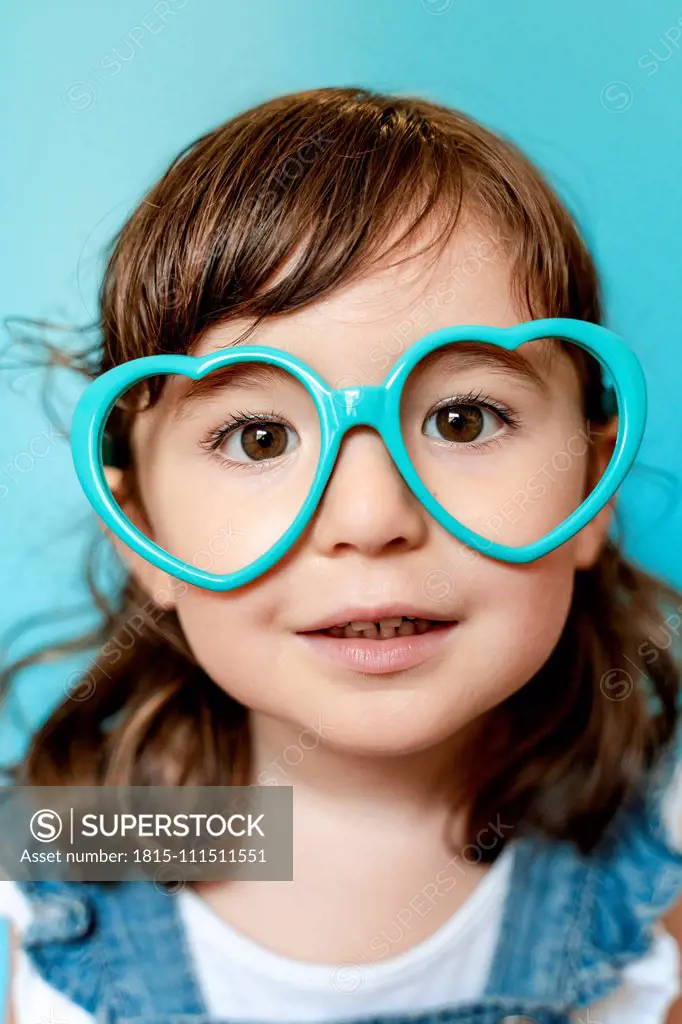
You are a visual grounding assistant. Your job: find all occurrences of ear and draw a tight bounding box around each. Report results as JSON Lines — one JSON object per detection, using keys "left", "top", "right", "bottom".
{"left": 573, "top": 416, "right": 619, "bottom": 569}
{"left": 102, "top": 466, "right": 181, "bottom": 610}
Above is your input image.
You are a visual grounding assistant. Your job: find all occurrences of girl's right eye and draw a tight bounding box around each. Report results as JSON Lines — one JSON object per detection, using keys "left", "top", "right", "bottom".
{"left": 210, "top": 418, "right": 300, "bottom": 465}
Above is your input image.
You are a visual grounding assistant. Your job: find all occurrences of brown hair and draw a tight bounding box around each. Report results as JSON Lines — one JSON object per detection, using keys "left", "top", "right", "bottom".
{"left": 1, "top": 86, "right": 680, "bottom": 855}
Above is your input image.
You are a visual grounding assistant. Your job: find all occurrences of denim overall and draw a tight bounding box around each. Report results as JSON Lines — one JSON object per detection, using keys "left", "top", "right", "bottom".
{"left": 7, "top": 739, "right": 682, "bottom": 1024}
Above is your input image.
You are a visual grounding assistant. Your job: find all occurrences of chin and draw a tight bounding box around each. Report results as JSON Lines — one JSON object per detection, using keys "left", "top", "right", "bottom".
{"left": 304, "top": 690, "right": 474, "bottom": 758}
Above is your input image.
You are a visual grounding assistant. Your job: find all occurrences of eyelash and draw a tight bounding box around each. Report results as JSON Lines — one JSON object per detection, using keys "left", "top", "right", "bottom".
{"left": 197, "top": 391, "right": 523, "bottom": 467}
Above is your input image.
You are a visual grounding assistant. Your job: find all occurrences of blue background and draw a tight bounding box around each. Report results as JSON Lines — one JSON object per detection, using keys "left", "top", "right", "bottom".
{"left": 2, "top": 0, "right": 682, "bottom": 763}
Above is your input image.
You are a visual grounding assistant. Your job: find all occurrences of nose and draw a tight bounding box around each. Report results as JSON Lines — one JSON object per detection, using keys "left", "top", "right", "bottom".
{"left": 309, "top": 427, "right": 429, "bottom": 558}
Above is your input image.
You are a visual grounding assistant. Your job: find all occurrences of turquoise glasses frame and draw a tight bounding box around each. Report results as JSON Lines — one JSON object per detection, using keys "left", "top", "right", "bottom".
{"left": 70, "top": 318, "right": 647, "bottom": 592}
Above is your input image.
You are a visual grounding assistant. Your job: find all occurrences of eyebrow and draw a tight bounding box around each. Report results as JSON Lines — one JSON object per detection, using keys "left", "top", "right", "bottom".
{"left": 171, "top": 362, "right": 293, "bottom": 421}
{"left": 418, "top": 341, "right": 553, "bottom": 397}
{"left": 171, "top": 337, "right": 553, "bottom": 420}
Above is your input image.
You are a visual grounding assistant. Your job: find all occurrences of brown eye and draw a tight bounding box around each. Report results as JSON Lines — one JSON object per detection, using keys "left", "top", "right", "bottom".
{"left": 423, "top": 404, "right": 503, "bottom": 445}
{"left": 222, "top": 421, "right": 298, "bottom": 463}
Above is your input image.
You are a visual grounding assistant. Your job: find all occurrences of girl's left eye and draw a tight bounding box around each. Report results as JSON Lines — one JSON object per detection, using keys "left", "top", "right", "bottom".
{"left": 422, "top": 402, "right": 507, "bottom": 445}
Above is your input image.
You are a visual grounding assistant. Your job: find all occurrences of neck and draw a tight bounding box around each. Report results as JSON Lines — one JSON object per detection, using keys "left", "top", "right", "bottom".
{"left": 248, "top": 710, "right": 469, "bottom": 830}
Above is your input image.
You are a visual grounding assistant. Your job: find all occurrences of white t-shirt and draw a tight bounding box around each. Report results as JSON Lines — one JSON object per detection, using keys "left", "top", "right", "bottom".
{"left": 0, "top": 841, "right": 679, "bottom": 1023}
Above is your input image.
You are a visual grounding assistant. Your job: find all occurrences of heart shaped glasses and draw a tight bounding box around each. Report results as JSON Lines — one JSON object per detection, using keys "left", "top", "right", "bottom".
{"left": 70, "top": 318, "right": 646, "bottom": 591}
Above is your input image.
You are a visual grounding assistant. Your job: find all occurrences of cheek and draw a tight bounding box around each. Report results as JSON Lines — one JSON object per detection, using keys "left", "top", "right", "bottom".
{"left": 173, "top": 591, "right": 285, "bottom": 708}
{"left": 460, "top": 548, "right": 578, "bottom": 710}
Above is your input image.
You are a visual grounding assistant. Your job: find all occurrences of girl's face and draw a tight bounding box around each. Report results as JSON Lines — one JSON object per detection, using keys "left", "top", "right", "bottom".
{"left": 114, "top": 218, "right": 615, "bottom": 756}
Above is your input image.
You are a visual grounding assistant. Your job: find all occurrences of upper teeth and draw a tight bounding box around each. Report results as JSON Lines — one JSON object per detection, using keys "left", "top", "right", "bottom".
{"left": 350, "top": 617, "right": 407, "bottom": 630}
{"left": 324, "top": 616, "right": 433, "bottom": 639}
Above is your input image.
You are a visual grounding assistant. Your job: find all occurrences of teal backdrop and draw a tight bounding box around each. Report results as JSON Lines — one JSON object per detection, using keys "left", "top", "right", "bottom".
{"left": 2, "top": 0, "right": 682, "bottom": 763}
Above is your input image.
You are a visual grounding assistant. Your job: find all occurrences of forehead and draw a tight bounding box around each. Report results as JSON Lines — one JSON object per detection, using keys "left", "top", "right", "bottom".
{"left": 182, "top": 217, "right": 568, "bottom": 392}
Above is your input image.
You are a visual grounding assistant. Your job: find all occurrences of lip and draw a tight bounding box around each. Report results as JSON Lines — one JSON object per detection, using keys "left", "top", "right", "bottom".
{"left": 296, "top": 603, "right": 458, "bottom": 634}
{"left": 294, "top": 620, "right": 458, "bottom": 675}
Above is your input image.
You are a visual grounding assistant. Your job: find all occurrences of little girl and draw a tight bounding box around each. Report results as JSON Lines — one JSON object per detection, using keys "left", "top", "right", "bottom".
{"left": 2, "top": 85, "right": 682, "bottom": 1024}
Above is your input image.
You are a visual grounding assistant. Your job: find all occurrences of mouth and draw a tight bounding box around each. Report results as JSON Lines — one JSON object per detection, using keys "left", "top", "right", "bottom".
{"left": 294, "top": 614, "right": 459, "bottom": 675}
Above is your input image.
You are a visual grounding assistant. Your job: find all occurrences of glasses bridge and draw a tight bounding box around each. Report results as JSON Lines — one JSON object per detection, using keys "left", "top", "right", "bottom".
{"left": 333, "top": 385, "right": 388, "bottom": 426}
